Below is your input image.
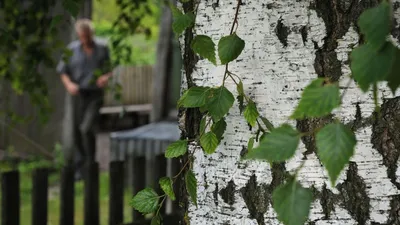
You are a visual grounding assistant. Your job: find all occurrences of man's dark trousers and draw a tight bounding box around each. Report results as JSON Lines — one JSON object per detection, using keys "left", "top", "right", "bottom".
{"left": 63, "top": 90, "right": 103, "bottom": 180}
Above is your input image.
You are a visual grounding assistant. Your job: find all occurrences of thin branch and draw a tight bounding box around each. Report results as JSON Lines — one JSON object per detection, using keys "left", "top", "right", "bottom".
{"left": 173, "top": 156, "right": 192, "bottom": 180}
{"left": 0, "top": 119, "right": 53, "bottom": 160}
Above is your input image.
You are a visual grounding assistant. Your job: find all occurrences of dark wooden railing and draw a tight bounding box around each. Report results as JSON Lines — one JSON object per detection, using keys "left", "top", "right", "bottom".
{"left": 0, "top": 157, "right": 179, "bottom": 225}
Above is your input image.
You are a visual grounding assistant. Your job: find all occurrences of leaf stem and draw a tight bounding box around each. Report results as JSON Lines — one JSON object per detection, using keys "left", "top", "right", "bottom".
{"left": 230, "top": 0, "right": 242, "bottom": 35}
{"left": 173, "top": 157, "right": 192, "bottom": 180}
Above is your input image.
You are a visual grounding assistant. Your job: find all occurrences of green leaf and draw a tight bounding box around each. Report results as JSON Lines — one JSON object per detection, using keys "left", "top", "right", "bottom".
{"left": 130, "top": 188, "right": 159, "bottom": 214}
{"left": 386, "top": 49, "right": 400, "bottom": 94}
{"left": 211, "top": 118, "right": 227, "bottom": 141}
{"left": 351, "top": 42, "right": 398, "bottom": 92}
{"left": 260, "top": 116, "right": 274, "bottom": 131}
{"left": 172, "top": 10, "right": 195, "bottom": 35}
{"left": 159, "top": 177, "right": 176, "bottom": 200}
{"left": 244, "top": 100, "right": 259, "bottom": 127}
{"left": 248, "top": 137, "right": 255, "bottom": 151}
{"left": 151, "top": 215, "right": 161, "bottom": 225}
{"left": 165, "top": 140, "right": 188, "bottom": 158}
{"left": 237, "top": 81, "right": 245, "bottom": 114}
{"left": 191, "top": 35, "right": 216, "bottom": 65}
{"left": 186, "top": 170, "right": 198, "bottom": 207}
{"left": 206, "top": 87, "right": 235, "bottom": 122}
{"left": 62, "top": 0, "right": 80, "bottom": 18}
{"left": 272, "top": 178, "right": 313, "bottom": 225}
{"left": 358, "top": 1, "right": 391, "bottom": 49}
{"left": 245, "top": 124, "right": 300, "bottom": 162}
{"left": 200, "top": 132, "right": 219, "bottom": 154}
{"left": 291, "top": 78, "right": 340, "bottom": 119}
{"left": 50, "top": 15, "right": 63, "bottom": 30}
{"left": 316, "top": 123, "right": 356, "bottom": 186}
{"left": 179, "top": 87, "right": 211, "bottom": 108}
{"left": 200, "top": 116, "right": 207, "bottom": 135}
{"left": 218, "top": 34, "right": 245, "bottom": 64}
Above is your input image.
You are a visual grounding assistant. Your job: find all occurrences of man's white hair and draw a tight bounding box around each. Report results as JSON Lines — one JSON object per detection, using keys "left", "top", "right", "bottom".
{"left": 75, "top": 18, "right": 94, "bottom": 34}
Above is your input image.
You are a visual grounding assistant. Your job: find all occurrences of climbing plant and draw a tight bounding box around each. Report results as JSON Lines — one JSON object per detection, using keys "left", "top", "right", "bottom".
{"left": 129, "top": 0, "right": 398, "bottom": 224}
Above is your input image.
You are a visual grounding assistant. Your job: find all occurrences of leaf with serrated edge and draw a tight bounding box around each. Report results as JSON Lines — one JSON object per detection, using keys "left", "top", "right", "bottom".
{"left": 200, "top": 116, "right": 207, "bottom": 135}
{"left": 386, "top": 47, "right": 400, "bottom": 94}
{"left": 316, "top": 123, "right": 356, "bottom": 186}
{"left": 206, "top": 87, "right": 235, "bottom": 122}
{"left": 351, "top": 42, "right": 397, "bottom": 92}
{"left": 200, "top": 132, "right": 219, "bottom": 154}
{"left": 165, "top": 140, "right": 188, "bottom": 158}
{"left": 151, "top": 214, "right": 161, "bottom": 225}
{"left": 211, "top": 118, "right": 227, "bottom": 141}
{"left": 186, "top": 170, "right": 198, "bottom": 207}
{"left": 291, "top": 78, "right": 340, "bottom": 119}
{"left": 179, "top": 86, "right": 211, "bottom": 108}
{"left": 218, "top": 34, "right": 245, "bottom": 65}
{"left": 159, "top": 177, "right": 176, "bottom": 200}
{"left": 244, "top": 100, "right": 259, "bottom": 127}
{"left": 358, "top": 1, "right": 391, "bottom": 49}
{"left": 130, "top": 188, "right": 159, "bottom": 214}
{"left": 248, "top": 137, "right": 255, "bottom": 151}
{"left": 260, "top": 116, "right": 274, "bottom": 131}
{"left": 191, "top": 35, "right": 216, "bottom": 65}
{"left": 172, "top": 12, "right": 195, "bottom": 35}
{"left": 237, "top": 81, "right": 245, "bottom": 114}
{"left": 245, "top": 124, "right": 300, "bottom": 162}
{"left": 272, "top": 178, "right": 313, "bottom": 225}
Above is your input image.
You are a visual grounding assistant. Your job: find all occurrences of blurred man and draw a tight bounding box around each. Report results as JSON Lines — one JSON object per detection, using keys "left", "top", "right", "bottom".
{"left": 57, "top": 19, "right": 112, "bottom": 180}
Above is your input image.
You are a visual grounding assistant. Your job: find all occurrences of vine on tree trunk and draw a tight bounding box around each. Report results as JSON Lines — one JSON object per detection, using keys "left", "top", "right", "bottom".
{"left": 130, "top": 1, "right": 400, "bottom": 225}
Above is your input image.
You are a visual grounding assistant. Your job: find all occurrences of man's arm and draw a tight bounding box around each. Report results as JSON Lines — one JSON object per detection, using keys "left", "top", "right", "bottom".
{"left": 57, "top": 54, "right": 79, "bottom": 95}
{"left": 96, "top": 46, "right": 113, "bottom": 88}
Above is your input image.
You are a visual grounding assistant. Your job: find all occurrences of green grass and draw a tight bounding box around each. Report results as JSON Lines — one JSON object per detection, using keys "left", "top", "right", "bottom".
{"left": 1, "top": 171, "right": 133, "bottom": 225}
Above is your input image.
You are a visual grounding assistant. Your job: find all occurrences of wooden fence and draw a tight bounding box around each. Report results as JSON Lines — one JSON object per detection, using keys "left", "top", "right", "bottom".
{"left": 104, "top": 66, "right": 153, "bottom": 107}
{"left": 0, "top": 157, "right": 180, "bottom": 225}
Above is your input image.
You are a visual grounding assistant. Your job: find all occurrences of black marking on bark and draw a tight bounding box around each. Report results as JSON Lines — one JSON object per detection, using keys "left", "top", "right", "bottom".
{"left": 385, "top": 195, "right": 400, "bottom": 225}
{"left": 240, "top": 145, "right": 248, "bottom": 158}
{"left": 212, "top": 0, "right": 219, "bottom": 10}
{"left": 240, "top": 175, "right": 270, "bottom": 225}
{"left": 371, "top": 97, "right": 400, "bottom": 190}
{"left": 310, "top": 185, "right": 338, "bottom": 221}
{"left": 275, "top": 18, "right": 289, "bottom": 47}
{"left": 214, "top": 183, "right": 219, "bottom": 206}
{"left": 320, "top": 184, "right": 338, "bottom": 219}
{"left": 312, "top": 0, "right": 379, "bottom": 81}
{"left": 296, "top": 116, "right": 333, "bottom": 157}
{"left": 300, "top": 26, "right": 308, "bottom": 45}
{"left": 240, "top": 163, "right": 286, "bottom": 225}
{"left": 337, "top": 162, "right": 370, "bottom": 224}
{"left": 219, "top": 180, "right": 236, "bottom": 207}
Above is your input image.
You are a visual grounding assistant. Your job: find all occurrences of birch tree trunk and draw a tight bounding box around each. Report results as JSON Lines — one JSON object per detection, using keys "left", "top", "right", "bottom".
{"left": 180, "top": 1, "right": 400, "bottom": 224}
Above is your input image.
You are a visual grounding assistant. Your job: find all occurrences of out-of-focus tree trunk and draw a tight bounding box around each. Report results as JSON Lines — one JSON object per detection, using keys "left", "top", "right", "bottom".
{"left": 150, "top": 1, "right": 174, "bottom": 122}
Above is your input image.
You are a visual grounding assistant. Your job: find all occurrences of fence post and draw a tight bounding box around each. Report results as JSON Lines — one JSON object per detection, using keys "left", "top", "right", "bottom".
{"left": 32, "top": 168, "right": 49, "bottom": 225}
{"left": 84, "top": 162, "right": 99, "bottom": 225}
{"left": 1, "top": 170, "right": 20, "bottom": 225}
{"left": 132, "top": 156, "right": 146, "bottom": 221}
{"left": 109, "top": 161, "right": 124, "bottom": 225}
{"left": 60, "top": 165, "right": 74, "bottom": 225}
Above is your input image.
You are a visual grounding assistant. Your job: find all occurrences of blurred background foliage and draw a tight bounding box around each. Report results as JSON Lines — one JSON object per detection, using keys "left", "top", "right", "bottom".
{"left": 93, "top": 0, "right": 161, "bottom": 66}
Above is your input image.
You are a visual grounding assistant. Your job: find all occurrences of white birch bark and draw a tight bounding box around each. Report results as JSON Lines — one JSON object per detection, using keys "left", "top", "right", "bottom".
{"left": 180, "top": 0, "right": 400, "bottom": 224}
